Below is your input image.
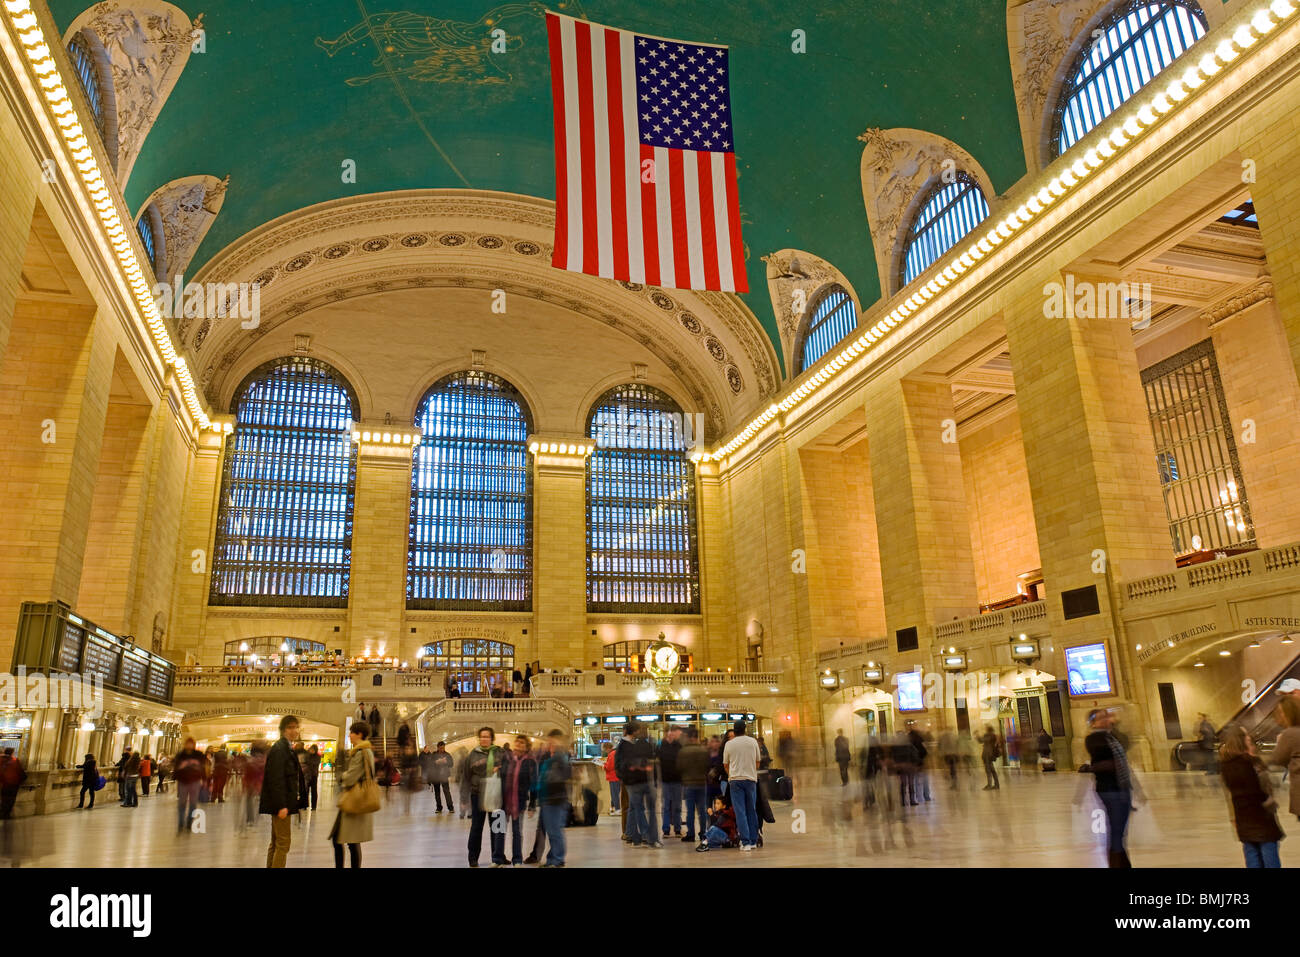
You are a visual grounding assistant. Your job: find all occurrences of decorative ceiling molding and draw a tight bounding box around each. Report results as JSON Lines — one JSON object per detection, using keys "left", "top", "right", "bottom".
{"left": 760, "top": 249, "right": 864, "bottom": 380}
{"left": 1005, "top": 0, "right": 1230, "bottom": 173}
{"left": 64, "top": 0, "right": 202, "bottom": 189}
{"left": 139, "top": 173, "right": 228, "bottom": 295}
{"left": 189, "top": 190, "right": 780, "bottom": 434}
{"left": 1204, "top": 278, "right": 1274, "bottom": 327}
{"left": 857, "top": 128, "right": 998, "bottom": 299}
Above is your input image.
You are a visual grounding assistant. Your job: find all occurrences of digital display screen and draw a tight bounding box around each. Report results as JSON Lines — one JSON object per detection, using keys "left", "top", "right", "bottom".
{"left": 1065, "top": 642, "right": 1113, "bottom": 696}
{"left": 896, "top": 671, "right": 924, "bottom": 712}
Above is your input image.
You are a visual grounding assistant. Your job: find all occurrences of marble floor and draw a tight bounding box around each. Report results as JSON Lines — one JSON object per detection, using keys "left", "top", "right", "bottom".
{"left": 0, "top": 767, "right": 1283, "bottom": 868}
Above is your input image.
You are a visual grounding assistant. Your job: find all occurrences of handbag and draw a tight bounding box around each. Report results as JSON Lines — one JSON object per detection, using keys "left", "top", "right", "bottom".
{"left": 94, "top": 775, "right": 106, "bottom": 791}
{"left": 480, "top": 748, "right": 503, "bottom": 812}
{"left": 338, "top": 751, "right": 381, "bottom": 815}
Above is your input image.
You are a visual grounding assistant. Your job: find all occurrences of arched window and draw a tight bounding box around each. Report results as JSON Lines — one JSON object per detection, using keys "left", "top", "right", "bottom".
{"left": 797, "top": 285, "right": 857, "bottom": 373}
{"left": 586, "top": 384, "right": 700, "bottom": 614}
{"left": 66, "top": 32, "right": 106, "bottom": 140}
{"left": 407, "top": 371, "right": 533, "bottom": 610}
{"left": 210, "top": 357, "right": 358, "bottom": 606}
{"left": 900, "top": 172, "right": 990, "bottom": 288}
{"left": 1052, "top": 0, "right": 1207, "bottom": 158}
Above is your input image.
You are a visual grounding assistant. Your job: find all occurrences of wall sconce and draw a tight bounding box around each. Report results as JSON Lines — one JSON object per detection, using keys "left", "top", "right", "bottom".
{"left": 1010, "top": 635, "right": 1040, "bottom": 666}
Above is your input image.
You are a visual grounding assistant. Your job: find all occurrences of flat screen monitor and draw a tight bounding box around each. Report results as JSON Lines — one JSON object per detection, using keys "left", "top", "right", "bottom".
{"left": 896, "top": 670, "right": 924, "bottom": 712}
{"left": 1065, "top": 642, "right": 1113, "bottom": 696}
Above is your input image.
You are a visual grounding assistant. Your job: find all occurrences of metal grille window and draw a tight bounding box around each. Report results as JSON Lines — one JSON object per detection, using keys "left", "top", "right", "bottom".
{"left": 901, "top": 173, "right": 990, "bottom": 288}
{"left": 136, "top": 212, "right": 157, "bottom": 272}
{"left": 798, "top": 285, "right": 857, "bottom": 373}
{"left": 211, "top": 357, "right": 358, "bottom": 606}
{"left": 1142, "top": 340, "right": 1254, "bottom": 555}
{"left": 1052, "top": 0, "right": 1207, "bottom": 158}
{"left": 587, "top": 384, "right": 700, "bottom": 613}
{"left": 407, "top": 372, "right": 532, "bottom": 610}
{"left": 66, "top": 33, "right": 105, "bottom": 137}
{"left": 1218, "top": 200, "right": 1258, "bottom": 227}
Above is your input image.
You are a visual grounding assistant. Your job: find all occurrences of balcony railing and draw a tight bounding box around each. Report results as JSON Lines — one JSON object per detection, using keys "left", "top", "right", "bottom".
{"left": 422, "top": 697, "right": 574, "bottom": 724}
{"left": 1125, "top": 542, "right": 1300, "bottom": 603}
{"left": 173, "top": 669, "right": 441, "bottom": 694}
{"left": 529, "top": 671, "right": 786, "bottom": 696}
{"left": 934, "top": 600, "right": 1048, "bottom": 641}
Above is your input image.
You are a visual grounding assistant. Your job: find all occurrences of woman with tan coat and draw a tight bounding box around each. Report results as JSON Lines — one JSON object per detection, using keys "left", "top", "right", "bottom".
{"left": 1269, "top": 697, "right": 1300, "bottom": 823}
{"left": 330, "top": 720, "right": 377, "bottom": 867}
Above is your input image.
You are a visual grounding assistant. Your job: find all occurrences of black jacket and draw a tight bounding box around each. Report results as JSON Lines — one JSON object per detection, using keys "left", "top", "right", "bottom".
{"left": 678, "top": 742, "right": 709, "bottom": 787}
{"left": 260, "top": 737, "right": 306, "bottom": 815}
{"left": 615, "top": 737, "right": 654, "bottom": 786}
{"left": 657, "top": 739, "right": 683, "bottom": 783}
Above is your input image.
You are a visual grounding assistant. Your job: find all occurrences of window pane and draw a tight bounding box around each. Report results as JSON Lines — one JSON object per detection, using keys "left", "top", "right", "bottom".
{"left": 799, "top": 286, "right": 857, "bottom": 373}
{"left": 211, "top": 357, "right": 358, "bottom": 606}
{"left": 901, "top": 173, "right": 990, "bottom": 287}
{"left": 407, "top": 371, "right": 532, "bottom": 610}
{"left": 587, "top": 384, "right": 700, "bottom": 614}
{"left": 1141, "top": 340, "right": 1254, "bottom": 554}
{"left": 1053, "top": 1, "right": 1208, "bottom": 158}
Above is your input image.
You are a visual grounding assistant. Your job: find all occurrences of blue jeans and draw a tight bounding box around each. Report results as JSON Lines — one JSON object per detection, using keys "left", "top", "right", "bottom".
{"left": 510, "top": 813, "right": 526, "bottom": 863}
{"left": 608, "top": 780, "right": 620, "bottom": 813}
{"left": 626, "top": 782, "right": 655, "bottom": 844}
{"left": 177, "top": 781, "right": 200, "bottom": 832}
{"left": 683, "top": 785, "right": 708, "bottom": 839}
{"left": 661, "top": 781, "right": 683, "bottom": 833}
{"left": 541, "top": 803, "right": 567, "bottom": 865}
{"left": 730, "top": 779, "right": 759, "bottom": 847}
{"left": 705, "top": 825, "right": 730, "bottom": 847}
{"left": 1098, "top": 790, "right": 1131, "bottom": 855}
{"left": 123, "top": 775, "right": 139, "bottom": 807}
{"left": 1243, "top": 841, "right": 1281, "bottom": 868}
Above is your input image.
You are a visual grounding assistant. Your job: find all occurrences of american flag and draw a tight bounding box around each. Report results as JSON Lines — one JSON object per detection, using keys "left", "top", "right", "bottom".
{"left": 546, "top": 12, "right": 747, "bottom": 293}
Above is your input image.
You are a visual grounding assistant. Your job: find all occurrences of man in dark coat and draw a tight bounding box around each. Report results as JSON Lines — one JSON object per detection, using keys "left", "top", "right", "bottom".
{"left": 260, "top": 715, "right": 306, "bottom": 867}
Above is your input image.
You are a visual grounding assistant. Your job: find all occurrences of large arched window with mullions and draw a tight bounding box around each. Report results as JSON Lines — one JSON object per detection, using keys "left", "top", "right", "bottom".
{"left": 900, "top": 173, "right": 990, "bottom": 288}
{"left": 211, "top": 357, "right": 359, "bottom": 606}
{"left": 1052, "top": 0, "right": 1207, "bottom": 158}
{"left": 66, "top": 31, "right": 116, "bottom": 168}
{"left": 407, "top": 371, "right": 533, "bottom": 611}
{"left": 797, "top": 285, "right": 858, "bottom": 374}
{"left": 586, "top": 384, "right": 700, "bottom": 614}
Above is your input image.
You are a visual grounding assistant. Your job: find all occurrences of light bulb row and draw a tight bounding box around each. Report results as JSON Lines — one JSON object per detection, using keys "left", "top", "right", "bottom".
{"left": 701, "top": 0, "right": 1297, "bottom": 463}
{"left": 352, "top": 430, "right": 420, "bottom": 446}
{"left": 528, "top": 441, "right": 595, "bottom": 456}
{"left": 6, "top": 0, "right": 211, "bottom": 429}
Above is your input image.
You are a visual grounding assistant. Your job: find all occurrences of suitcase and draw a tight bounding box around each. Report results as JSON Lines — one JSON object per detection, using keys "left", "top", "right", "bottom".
{"left": 1040, "top": 757, "right": 1056, "bottom": 772}
{"left": 771, "top": 775, "right": 793, "bottom": 800}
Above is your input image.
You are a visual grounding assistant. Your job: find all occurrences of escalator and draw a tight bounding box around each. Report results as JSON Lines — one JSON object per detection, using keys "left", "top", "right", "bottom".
{"left": 1171, "top": 654, "right": 1299, "bottom": 769}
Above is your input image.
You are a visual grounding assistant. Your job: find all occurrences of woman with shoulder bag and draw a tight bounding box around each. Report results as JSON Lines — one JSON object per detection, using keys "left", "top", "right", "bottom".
{"left": 330, "top": 720, "right": 380, "bottom": 868}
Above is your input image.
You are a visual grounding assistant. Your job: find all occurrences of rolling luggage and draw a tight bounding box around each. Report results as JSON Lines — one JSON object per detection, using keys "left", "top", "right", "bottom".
{"left": 771, "top": 775, "right": 793, "bottom": 800}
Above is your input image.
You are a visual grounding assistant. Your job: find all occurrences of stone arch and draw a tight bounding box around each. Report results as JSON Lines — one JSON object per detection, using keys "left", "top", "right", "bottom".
{"left": 1006, "top": 0, "right": 1227, "bottom": 173}
{"left": 64, "top": 1, "right": 203, "bottom": 188}
{"left": 857, "top": 129, "right": 997, "bottom": 300}
{"left": 136, "top": 174, "right": 230, "bottom": 290}
{"left": 761, "top": 249, "right": 865, "bottom": 380}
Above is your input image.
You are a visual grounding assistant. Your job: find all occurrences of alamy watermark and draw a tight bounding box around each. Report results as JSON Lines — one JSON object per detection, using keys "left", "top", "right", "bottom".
{"left": 0, "top": 667, "right": 104, "bottom": 718}
{"left": 590, "top": 403, "right": 705, "bottom": 451}
{"left": 152, "top": 273, "right": 261, "bottom": 329}
{"left": 1043, "top": 276, "right": 1153, "bottom": 329}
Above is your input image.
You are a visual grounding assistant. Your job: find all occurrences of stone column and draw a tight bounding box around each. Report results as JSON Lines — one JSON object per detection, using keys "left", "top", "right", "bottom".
{"left": 532, "top": 444, "right": 590, "bottom": 669}
{"left": 1246, "top": 124, "right": 1300, "bottom": 382}
{"left": 169, "top": 423, "right": 227, "bottom": 664}
{"left": 1004, "top": 271, "right": 1174, "bottom": 769}
{"left": 346, "top": 435, "right": 415, "bottom": 661}
{"left": 695, "top": 458, "right": 738, "bottom": 669}
{"left": 864, "top": 376, "right": 980, "bottom": 734}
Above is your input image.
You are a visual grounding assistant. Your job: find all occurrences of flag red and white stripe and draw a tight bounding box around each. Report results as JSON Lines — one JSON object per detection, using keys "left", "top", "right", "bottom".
{"left": 546, "top": 12, "right": 747, "bottom": 293}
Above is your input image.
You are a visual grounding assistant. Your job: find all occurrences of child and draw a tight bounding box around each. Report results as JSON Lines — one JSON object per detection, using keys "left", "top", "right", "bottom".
{"left": 696, "top": 797, "right": 738, "bottom": 851}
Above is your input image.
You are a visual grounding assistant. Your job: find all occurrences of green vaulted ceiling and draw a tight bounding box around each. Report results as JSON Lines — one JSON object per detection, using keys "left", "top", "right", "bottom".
{"left": 50, "top": 0, "right": 1028, "bottom": 349}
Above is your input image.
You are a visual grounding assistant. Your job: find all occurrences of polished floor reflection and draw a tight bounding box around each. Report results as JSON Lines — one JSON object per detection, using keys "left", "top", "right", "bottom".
{"left": 0, "top": 766, "right": 1281, "bottom": 868}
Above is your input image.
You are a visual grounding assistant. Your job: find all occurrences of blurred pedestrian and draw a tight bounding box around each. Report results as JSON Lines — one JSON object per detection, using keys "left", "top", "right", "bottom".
{"left": 980, "top": 727, "right": 1001, "bottom": 790}
{"left": 538, "top": 729, "right": 572, "bottom": 867}
{"left": 1269, "top": 697, "right": 1300, "bottom": 822}
{"left": 330, "top": 720, "right": 376, "bottom": 868}
{"left": 429, "top": 741, "right": 455, "bottom": 813}
{"left": 1219, "top": 725, "right": 1283, "bottom": 868}
{"left": 1082, "top": 708, "right": 1142, "bottom": 868}
{"left": 0, "top": 748, "right": 26, "bottom": 819}
{"left": 504, "top": 734, "right": 537, "bottom": 865}
{"left": 658, "top": 725, "right": 684, "bottom": 837}
{"left": 834, "top": 729, "right": 851, "bottom": 786}
{"left": 172, "top": 738, "right": 207, "bottom": 833}
{"left": 75, "top": 753, "right": 98, "bottom": 809}
{"left": 679, "top": 727, "right": 709, "bottom": 842}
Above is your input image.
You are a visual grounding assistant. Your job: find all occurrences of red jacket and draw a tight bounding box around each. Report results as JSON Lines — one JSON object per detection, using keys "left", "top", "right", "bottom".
{"left": 604, "top": 750, "right": 619, "bottom": 782}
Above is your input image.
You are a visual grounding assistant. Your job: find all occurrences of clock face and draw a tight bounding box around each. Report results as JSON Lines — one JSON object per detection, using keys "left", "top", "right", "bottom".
{"left": 653, "top": 645, "right": 678, "bottom": 673}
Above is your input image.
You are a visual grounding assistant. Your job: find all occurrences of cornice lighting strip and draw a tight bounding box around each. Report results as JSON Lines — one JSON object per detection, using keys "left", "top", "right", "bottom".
{"left": 351, "top": 429, "right": 420, "bottom": 447}
{"left": 4, "top": 0, "right": 210, "bottom": 430}
{"left": 703, "top": 0, "right": 1297, "bottom": 463}
{"left": 528, "top": 441, "right": 595, "bottom": 456}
